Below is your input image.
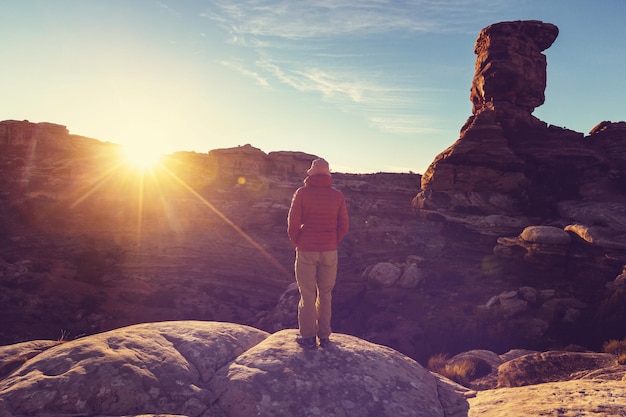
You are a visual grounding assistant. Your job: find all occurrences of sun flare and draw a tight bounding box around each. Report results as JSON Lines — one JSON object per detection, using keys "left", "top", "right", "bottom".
{"left": 119, "top": 143, "right": 164, "bottom": 171}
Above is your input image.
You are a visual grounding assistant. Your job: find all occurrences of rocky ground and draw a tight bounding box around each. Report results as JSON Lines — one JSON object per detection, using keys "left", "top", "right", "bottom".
{"left": 1, "top": 321, "right": 624, "bottom": 417}
{"left": 1, "top": 136, "right": 623, "bottom": 367}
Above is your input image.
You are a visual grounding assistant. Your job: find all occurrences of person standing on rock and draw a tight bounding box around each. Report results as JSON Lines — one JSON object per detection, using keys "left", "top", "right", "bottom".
{"left": 288, "top": 158, "right": 349, "bottom": 349}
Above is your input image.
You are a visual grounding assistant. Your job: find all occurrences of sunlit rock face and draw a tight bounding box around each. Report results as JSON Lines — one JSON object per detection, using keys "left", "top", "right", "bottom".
{"left": 0, "top": 321, "right": 469, "bottom": 417}
{"left": 205, "top": 144, "right": 320, "bottom": 179}
{"left": 0, "top": 120, "right": 70, "bottom": 150}
{"left": 416, "top": 21, "right": 565, "bottom": 225}
{"left": 470, "top": 20, "right": 559, "bottom": 116}
{"left": 416, "top": 21, "right": 563, "bottom": 225}
{"left": 415, "top": 20, "right": 625, "bottom": 233}
{"left": 1, "top": 321, "right": 625, "bottom": 417}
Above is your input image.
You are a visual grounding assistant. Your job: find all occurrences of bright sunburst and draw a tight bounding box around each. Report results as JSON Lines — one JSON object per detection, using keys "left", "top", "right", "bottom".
{"left": 119, "top": 143, "right": 164, "bottom": 171}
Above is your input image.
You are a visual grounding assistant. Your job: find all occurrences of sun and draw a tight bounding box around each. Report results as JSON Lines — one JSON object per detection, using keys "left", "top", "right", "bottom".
{"left": 119, "top": 143, "right": 164, "bottom": 171}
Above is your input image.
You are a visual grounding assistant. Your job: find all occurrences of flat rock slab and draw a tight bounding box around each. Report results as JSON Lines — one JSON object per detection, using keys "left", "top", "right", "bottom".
{"left": 468, "top": 379, "right": 626, "bottom": 416}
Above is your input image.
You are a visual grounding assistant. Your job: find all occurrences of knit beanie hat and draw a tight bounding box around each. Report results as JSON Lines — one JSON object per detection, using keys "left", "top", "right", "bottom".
{"left": 307, "top": 158, "right": 331, "bottom": 176}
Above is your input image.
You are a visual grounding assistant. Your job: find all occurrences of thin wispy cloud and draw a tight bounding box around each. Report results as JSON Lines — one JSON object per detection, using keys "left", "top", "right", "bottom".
{"left": 369, "top": 115, "right": 443, "bottom": 134}
{"left": 204, "top": 0, "right": 504, "bottom": 134}
{"left": 207, "top": 0, "right": 501, "bottom": 39}
{"left": 252, "top": 56, "right": 440, "bottom": 133}
{"left": 157, "top": 1, "right": 180, "bottom": 17}
{"left": 258, "top": 60, "right": 424, "bottom": 106}
{"left": 221, "top": 59, "right": 270, "bottom": 87}
{"left": 259, "top": 61, "right": 440, "bottom": 134}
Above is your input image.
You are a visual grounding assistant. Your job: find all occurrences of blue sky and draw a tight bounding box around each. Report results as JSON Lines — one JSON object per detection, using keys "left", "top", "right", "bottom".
{"left": 2, "top": 1, "right": 625, "bottom": 174}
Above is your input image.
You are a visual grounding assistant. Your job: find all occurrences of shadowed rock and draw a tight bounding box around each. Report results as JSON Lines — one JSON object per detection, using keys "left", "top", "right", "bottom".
{"left": 497, "top": 351, "right": 618, "bottom": 387}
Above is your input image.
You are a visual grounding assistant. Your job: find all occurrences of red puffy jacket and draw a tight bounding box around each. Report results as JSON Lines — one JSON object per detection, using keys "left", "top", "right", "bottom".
{"left": 287, "top": 174, "right": 349, "bottom": 251}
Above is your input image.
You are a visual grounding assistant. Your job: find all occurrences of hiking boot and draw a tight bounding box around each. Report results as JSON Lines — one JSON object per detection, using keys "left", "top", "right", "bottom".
{"left": 295, "top": 336, "right": 317, "bottom": 349}
{"left": 319, "top": 337, "right": 330, "bottom": 348}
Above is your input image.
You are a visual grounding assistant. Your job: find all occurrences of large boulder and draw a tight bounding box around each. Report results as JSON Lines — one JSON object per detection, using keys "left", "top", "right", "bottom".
{"left": 210, "top": 329, "right": 469, "bottom": 417}
{"left": 0, "top": 340, "right": 61, "bottom": 380}
{"left": 435, "top": 349, "right": 626, "bottom": 415}
{"left": 496, "top": 351, "right": 618, "bottom": 387}
{"left": 0, "top": 321, "right": 269, "bottom": 417}
{"left": 0, "top": 321, "right": 469, "bottom": 417}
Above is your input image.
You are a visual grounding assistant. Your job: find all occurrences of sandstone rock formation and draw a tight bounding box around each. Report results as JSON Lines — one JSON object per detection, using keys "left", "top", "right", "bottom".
{"left": 413, "top": 20, "right": 626, "bottom": 352}
{"left": 0, "top": 120, "right": 70, "bottom": 149}
{"left": 1, "top": 321, "right": 625, "bottom": 416}
{"left": 496, "top": 350, "right": 619, "bottom": 387}
{"left": 470, "top": 20, "right": 558, "bottom": 117}
{"left": 435, "top": 348, "right": 626, "bottom": 416}
{"left": 207, "top": 143, "right": 320, "bottom": 182}
{"left": 415, "top": 20, "right": 625, "bottom": 231}
{"left": 0, "top": 321, "right": 470, "bottom": 417}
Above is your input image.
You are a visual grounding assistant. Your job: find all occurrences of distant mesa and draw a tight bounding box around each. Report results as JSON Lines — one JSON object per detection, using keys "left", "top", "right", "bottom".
{"left": 208, "top": 143, "right": 319, "bottom": 178}
{"left": 0, "top": 120, "right": 320, "bottom": 180}
{"left": 0, "top": 120, "right": 70, "bottom": 150}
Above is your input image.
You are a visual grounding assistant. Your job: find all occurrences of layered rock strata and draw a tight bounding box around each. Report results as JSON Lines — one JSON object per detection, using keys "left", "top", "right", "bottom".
{"left": 415, "top": 21, "right": 625, "bottom": 230}
{"left": 412, "top": 20, "right": 626, "bottom": 352}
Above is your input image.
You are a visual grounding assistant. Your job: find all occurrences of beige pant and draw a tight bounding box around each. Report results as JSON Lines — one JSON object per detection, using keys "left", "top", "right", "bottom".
{"left": 295, "top": 250, "right": 338, "bottom": 339}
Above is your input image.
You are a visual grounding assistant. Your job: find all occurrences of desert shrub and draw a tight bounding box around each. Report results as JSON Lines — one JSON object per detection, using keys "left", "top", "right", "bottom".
{"left": 58, "top": 329, "right": 71, "bottom": 342}
{"left": 603, "top": 338, "right": 626, "bottom": 364}
{"left": 427, "top": 353, "right": 449, "bottom": 374}
{"left": 427, "top": 353, "right": 491, "bottom": 385}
